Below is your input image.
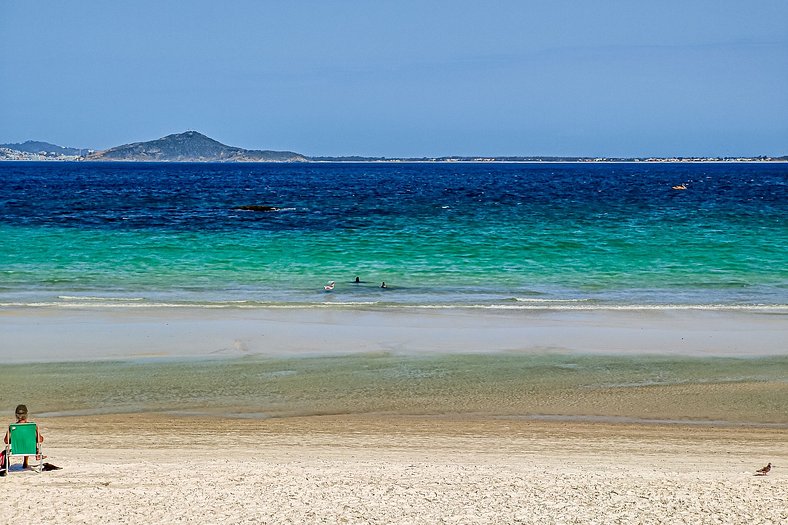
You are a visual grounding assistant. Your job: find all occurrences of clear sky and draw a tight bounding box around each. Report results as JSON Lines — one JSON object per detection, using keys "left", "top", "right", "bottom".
{"left": 1, "top": 1, "right": 786, "bottom": 157}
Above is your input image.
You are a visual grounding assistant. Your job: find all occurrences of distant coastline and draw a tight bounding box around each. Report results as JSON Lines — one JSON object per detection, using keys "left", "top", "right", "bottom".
{"left": 2, "top": 152, "right": 785, "bottom": 163}
{"left": 2, "top": 131, "right": 785, "bottom": 163}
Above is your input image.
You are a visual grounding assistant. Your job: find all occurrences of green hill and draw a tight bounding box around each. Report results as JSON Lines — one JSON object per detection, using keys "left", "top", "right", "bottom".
{"left": 86, "top": 131, "right": 307, "bottom": 162}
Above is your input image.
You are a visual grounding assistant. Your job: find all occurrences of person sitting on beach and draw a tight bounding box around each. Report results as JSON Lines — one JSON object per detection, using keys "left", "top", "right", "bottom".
{"left": 1, "top": 404, "right": 44, "bottom": 473}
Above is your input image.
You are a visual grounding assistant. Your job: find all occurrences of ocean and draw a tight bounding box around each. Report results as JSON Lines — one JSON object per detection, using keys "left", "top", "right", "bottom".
{"left": 2, "top": 161, "right": 787, "bottom": 424}
{"left": 1, "top": 161, "right": 786, "bottom": 310}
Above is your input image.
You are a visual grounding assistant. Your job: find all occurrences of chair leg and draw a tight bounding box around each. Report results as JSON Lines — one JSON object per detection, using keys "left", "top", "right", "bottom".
{"left": 35, "top": 444, "right": 43, "bottom": 473}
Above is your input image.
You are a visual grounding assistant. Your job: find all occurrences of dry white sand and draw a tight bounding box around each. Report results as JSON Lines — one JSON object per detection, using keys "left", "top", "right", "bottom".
{"left": 2, "top": 416, "right": 786, "bottom": 524}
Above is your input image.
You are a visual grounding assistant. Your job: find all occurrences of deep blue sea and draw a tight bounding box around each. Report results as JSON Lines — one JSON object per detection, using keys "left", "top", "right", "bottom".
{"left": 1, "top": 161, "right": 786, "bottom": 309}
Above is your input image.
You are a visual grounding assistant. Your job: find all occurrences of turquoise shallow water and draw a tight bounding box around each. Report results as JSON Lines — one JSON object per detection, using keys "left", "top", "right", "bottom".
{"left": 1, "top": 162, "right": 786, "bottom": 308}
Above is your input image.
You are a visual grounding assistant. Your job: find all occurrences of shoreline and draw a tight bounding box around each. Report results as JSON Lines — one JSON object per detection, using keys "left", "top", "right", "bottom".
{"left": 4, "top": 301, "right": 788, "bottom": 311}
{"left": 7, "top": 349, "right": 787, "bottom": 427}
{"left": 37, "top": 412, "right": 788, "bottom": 447}
{"left": 2, "top": 305, "right": 786, "bottom": 363}
{"left": 3, "top": 158, "right": 787, "bottom": 163}
{"left": 3, "top": 307, "right": 785, "bottom": 523}
{"left": 34, "top": 410, "right": 788, "bottom": 430}
{"left": 4, "top": 305, "right": 785, "bottom": 426}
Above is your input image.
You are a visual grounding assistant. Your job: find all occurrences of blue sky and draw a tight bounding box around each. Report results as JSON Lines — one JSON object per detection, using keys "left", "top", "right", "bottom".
{"left": 1, "top": 1, "right": 786, "bottom": 156}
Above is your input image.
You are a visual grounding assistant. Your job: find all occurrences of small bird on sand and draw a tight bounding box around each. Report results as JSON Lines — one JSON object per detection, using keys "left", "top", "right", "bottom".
{"left": 754, "top": 463, "right": 771, "bottom": 476}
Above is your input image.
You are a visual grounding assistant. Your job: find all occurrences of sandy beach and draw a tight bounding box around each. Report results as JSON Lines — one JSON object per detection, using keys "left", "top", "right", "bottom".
{"left": 2, "top": 415, "right": 786, "bottom": 524}
{"left": 1, "top": 306, "right": 786, "bottom": 523}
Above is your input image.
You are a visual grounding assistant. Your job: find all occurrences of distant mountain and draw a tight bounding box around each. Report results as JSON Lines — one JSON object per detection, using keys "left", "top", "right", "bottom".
{"left": 86, "top": 131, "right": 307, "bottom": 162}
{"left": 0, "top": 140, "right": 88, "bottom": 156}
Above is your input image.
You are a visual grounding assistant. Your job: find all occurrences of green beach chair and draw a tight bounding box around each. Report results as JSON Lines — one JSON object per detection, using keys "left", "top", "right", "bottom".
{"left": 3, "top": 422, "right": 43, "bottom": 475}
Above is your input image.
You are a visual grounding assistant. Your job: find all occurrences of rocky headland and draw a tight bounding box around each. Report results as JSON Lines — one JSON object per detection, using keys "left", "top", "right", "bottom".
{"left": 85, "top": 131, "right": 307, "bottom": 162}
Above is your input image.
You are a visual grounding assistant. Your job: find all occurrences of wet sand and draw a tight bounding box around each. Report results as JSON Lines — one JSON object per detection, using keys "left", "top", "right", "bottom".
{"left": 1, "top": 306, "right": 786, "bottom": 362}
{"left": 4, "top": 352, "right": 787, "bottom": 425}
{"left": 1, "top": 306, "right": 786, "bottom": 522}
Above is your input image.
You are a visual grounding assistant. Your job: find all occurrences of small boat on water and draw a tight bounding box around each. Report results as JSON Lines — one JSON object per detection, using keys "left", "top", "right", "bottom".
{"left": 672, "top": 184, "right": 687, "bottom": 190}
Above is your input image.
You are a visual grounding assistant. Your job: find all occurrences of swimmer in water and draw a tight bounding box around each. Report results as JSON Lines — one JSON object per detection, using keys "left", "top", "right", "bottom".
{"left": 380, "top": 281, "right": 387, "bottom": 289}
{"left": 324, "top": 281, "right": 335, "bottom": 291}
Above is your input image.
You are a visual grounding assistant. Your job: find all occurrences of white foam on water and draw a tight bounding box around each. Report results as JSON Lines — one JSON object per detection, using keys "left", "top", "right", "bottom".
{"left": 2, "top": 299, "right": 786, "bottom": 313}
{"left": 58, "top": 295, "right": 145, "bottom": 301}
